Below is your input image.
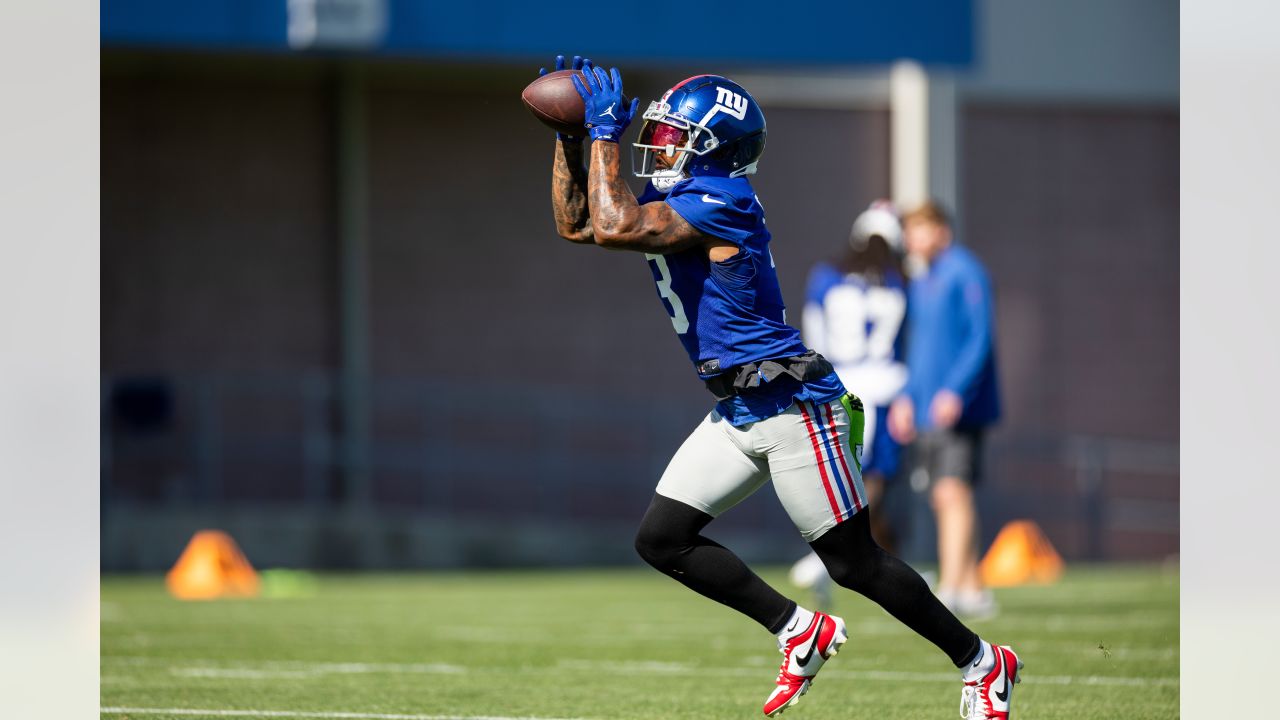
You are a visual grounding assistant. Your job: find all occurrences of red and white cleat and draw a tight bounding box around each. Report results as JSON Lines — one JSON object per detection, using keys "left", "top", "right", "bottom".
{"left": 960, "top": 644, "right": 1024, "bottom": 719}
{"left": 762, "top": 612, "right": 848, "bottom": 717}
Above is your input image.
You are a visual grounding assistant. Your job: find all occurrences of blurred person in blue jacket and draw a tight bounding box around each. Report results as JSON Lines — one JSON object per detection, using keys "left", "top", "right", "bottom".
{"left": 888, "top": 200, "right": 1001, "bottom": 620}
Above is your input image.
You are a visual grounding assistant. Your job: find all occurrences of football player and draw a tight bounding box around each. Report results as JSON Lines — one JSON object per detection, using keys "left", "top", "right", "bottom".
{"left": 802, "top": 200, "right": 909, "bottom": 548}
{"left": 541, "top": 55, "right": 1022, "bottom": 718}
{"left": 787, "top": 201, "right": 910, "bottom": 611}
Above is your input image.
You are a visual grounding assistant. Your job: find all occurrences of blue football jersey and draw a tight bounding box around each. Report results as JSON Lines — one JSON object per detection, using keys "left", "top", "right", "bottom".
{"left": 802, "top": 263, "right": 908, "bottom": 407}
{"left": 638, "top": 176, "right": 845, "bottom": 425}
{"left": 802, "top": 263, "right": 909, "bottom": 472}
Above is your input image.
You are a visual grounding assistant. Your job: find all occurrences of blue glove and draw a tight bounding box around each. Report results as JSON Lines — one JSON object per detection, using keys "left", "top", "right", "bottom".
{"left": 539, "top": 54, "right": 590, "bottom": 142}
{"left": 572, "top": 63, "right": 639, "bottom": 143}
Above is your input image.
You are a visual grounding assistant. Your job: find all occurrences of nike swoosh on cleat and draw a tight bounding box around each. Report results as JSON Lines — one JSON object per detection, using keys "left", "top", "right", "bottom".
{"left": 993, "top": 654, "right": 1011, "bottom": 703}
{"left": 793, "top": 618, "right": 825, "bottom": 669}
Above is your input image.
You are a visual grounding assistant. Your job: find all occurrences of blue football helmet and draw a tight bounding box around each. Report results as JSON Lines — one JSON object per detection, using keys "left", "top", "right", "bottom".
{"left": 632, "top": 75, "right": 767, "bottom": 191}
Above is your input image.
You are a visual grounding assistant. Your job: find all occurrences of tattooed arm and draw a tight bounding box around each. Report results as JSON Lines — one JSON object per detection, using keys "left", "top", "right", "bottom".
{"left": 586, "top": 142, "right": 719, "bottom": 255}
{"left": 551, "top": 139, "right": 594, "bottom": 244}
{"left": 569, "top": 63, "right": 724, "bottom": 256}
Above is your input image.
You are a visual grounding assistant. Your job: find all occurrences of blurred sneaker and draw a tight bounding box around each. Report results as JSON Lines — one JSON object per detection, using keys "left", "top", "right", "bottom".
{"left": 918, "top": 569, "right": 938, "bottom": 590}
{"left": 956, "top": 590, "right": 999, "bottom": 621}
{"left": 960, "top": 642, "right": 1023, "bottom": 719}
{"left": 937, "top": 588, "right": 999, "bottom": 621}
{"left": 788, "top": 552, "right": 833, "bottom": 611}
{"left": 763, "top": 611, "right": 848, "bottom": 716}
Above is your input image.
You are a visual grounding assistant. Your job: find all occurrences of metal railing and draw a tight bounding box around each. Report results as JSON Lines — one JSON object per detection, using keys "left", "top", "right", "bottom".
{"left": 102, "top": 371, "right": 1179, "bottom": 560}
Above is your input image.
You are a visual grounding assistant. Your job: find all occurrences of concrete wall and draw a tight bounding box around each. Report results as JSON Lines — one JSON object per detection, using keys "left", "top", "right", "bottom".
{"left": 961, "top": 103, "right": 1179, "bottom": 559}
{"left": 968, "top": 0, "right": 1178, "bottom": 104}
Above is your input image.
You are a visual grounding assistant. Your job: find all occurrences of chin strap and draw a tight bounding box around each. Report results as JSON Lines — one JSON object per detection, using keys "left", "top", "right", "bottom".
{"left": 651, "top": 173, "right": 685, "bottom": 192}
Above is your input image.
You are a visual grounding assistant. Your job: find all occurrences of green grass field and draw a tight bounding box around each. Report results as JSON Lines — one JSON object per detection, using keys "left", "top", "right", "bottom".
{"left": 101, "top": 565, "right": 1178, "bottom": 719}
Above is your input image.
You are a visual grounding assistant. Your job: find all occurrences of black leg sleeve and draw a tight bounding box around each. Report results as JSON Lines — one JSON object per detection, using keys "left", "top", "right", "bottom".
{"left": 634, "top": 494, "right": 796, "bottom": 633}
{"left": 810, "top": 511, "right": 980, "bottom": 667}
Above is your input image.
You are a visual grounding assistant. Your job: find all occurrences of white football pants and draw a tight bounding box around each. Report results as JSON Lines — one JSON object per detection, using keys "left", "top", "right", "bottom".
{"left": 655, "top": 394, "right": 867, "bottom": 542}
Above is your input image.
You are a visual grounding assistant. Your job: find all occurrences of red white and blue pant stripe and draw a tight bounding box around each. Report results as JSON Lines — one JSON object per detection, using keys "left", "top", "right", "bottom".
{"left": 797, "top": 400, "right": 865, "bottom": 522}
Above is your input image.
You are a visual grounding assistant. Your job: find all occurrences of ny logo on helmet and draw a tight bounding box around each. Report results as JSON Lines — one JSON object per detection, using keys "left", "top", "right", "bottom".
{"left": 714, "top": 87, "right": 749, "bottom": 121}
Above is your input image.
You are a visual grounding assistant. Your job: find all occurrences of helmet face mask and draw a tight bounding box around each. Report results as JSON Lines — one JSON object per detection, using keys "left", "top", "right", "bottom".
{"left": 633, "top": 115, "right": 693, "bottom": 181}
{"left": 631, "top": 77, "right": 766, "bottom": 188}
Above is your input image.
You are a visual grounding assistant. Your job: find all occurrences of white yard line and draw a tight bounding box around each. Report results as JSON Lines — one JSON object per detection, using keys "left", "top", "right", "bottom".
{"left": 104, "top": 657, "right": 466, "bottom": 676}
{"left": 165, "top": 663, "right": 467, "bottom": 680}
{"left": 552, "top": 659, "right": 1177, "bottom": 688}
{"left": 171, "top": 667, "right": 322, "bottom": 680}
{"left": 100, "top": 708, "right": 589, "bottom": 720}
{"left": 103, "top": 655, "right": 1177, "bottom": 689}
{"left": 177, "top": 661, "right": 466, "bottom": 678}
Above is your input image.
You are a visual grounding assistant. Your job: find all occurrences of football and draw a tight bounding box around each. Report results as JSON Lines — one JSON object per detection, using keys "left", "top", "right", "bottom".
{"left": 522, "top": 69, "right": 589, "bottom": 137}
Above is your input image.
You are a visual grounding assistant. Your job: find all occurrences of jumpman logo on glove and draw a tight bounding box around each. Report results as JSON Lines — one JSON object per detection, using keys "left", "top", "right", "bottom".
{"left": 572, "top": 62, "right": 639, "bottom": 143}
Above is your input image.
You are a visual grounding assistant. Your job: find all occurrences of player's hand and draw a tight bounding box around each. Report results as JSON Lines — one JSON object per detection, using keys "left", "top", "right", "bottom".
{"left": 929, "top": 389, "right": 963, "bottom": 429}
{"left": 572, "top": 63, "right": 639, "bottom": 143}
{"left": 539, "top": 54, "right": 590, "bottom": 143}
{"left": 539, "top": 54, "right": 586, "bottom": 77}
{"left": 888, "top": 396, "right": 917, "bottom": 443}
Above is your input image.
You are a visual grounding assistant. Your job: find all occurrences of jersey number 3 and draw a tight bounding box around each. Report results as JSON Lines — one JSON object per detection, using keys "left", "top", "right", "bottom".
{"left": 645, "top": 253, "right": 690, "bottom": 334}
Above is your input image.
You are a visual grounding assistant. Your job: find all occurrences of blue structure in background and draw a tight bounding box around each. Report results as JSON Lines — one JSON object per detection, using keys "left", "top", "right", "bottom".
{"left": 101, "top": 0, "right": 973, "bottom": 66}
{"left": 101, "top": 0, "right": 291, "bottom": 50}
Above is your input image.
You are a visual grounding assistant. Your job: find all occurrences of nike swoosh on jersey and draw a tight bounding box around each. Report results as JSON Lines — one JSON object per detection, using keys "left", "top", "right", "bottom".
{"left": 701, "top": 194, "right": 726, "bottom": 204}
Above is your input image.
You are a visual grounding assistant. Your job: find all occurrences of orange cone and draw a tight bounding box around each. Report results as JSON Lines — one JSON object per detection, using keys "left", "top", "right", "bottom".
{"left": 979, "top": 520, "right": 1064, "bottom": 587}
{"left": 165, "top": 530, "right": 260, "bottom": 600}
